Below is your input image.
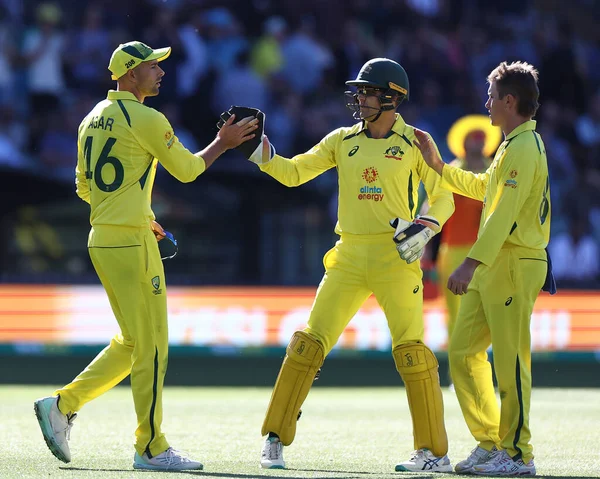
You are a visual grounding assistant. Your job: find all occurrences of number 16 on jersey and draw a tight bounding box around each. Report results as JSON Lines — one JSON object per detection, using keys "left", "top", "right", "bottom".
{"left": 83, "top": 136, "right": 124, "bottom": 192}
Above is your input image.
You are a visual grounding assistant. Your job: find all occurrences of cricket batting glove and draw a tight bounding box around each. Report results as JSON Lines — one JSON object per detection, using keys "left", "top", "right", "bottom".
{"left": 390, "top": 215, "right": 441, "bottom": 264}
{"left": 217, "top": 105, "right": 275, "bottom": 165}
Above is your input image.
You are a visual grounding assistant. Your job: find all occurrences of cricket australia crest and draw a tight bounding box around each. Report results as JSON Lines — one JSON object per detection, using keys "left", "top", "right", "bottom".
{"left": 384, "top": 145, "right": 404, "bottom": 161}
{"left": 152, "top": 276, "right": 163, "bottom": 295}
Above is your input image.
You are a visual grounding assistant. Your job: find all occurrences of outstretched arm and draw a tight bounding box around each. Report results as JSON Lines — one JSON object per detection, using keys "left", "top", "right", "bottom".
{"left": 217, "top": 106, "right": 338, "bottom": 186}
{"left": 198, "top": 114, "right": 259, "bottom": 169}
{"left": 414, "top": 128, "right": 489, "bottom": 201}
{"left": 138, "top": 111, "right": 258, "bottom": 183}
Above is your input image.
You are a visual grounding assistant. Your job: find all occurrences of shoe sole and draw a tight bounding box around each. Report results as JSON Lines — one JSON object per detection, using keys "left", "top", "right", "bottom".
{"left": 455, "top": 463, "right": 478, "bottom": 474}
{"left": 472, "top": 470, "right": 535, "bottom": 476}
{"left": 34, "top": 400, "right": 70, "bottom": 464}
{"left": 455, "top": 467, "right": 475, "bottom": 474}
{"left": 133, "top": 463, "right": 204, "bottom": 471}
{"left": 260, "top": 463, "right": 285, "bottom": 469}
{"left": 395, "top": 465, "right": 453, "bottom": 473}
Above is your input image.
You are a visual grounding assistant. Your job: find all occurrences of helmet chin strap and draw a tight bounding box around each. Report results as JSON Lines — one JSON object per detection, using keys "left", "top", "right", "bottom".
{"left": 345, "top": 89, "right": 401, "bottom": 121}
{"left": 360, "top": 104, "right": 384, "bottom": 122}
{"left": 361, "top": 99, "right": 396, "bottom": 122}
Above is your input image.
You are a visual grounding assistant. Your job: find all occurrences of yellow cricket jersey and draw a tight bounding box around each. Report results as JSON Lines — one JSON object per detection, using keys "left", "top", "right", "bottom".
{"left": 75, "top": 90, "right": 205, "bottom": 246}
{"left": 259, "top": 114, "right": 454, "bottom": 235}
{"left": 441, "top": 120, "right": 551, "bottom": 266}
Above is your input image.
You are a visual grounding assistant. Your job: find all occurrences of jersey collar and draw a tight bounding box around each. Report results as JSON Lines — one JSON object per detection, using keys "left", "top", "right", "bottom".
{"left": 391, "top": 113, "right": 407, "bottom": 135}
{"left": 357, "top": 113, "right": 407, "bottom": 136}
{"left": 505, "top": 119, "right": 536, "bottom": 140}
{"left": 107, "top": 90, "right": 140, "bottom": 102}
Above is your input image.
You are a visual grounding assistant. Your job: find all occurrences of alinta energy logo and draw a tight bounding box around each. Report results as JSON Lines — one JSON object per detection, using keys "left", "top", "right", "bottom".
{"left": 358, "top": 167, "right": 384, "bottom": 202}
{"left": 362, "top": 166, "right": 378, "bottom": 183}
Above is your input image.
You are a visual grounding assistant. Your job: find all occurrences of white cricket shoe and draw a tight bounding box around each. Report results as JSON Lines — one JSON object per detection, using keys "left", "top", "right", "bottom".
{"left": 34, "top": 396, "right": 77, "bottom": 463}
{"left": 260, "top": 436, "right": 285, "bottom": 469}
{"left": 395, "top": 448, "right": 453, "bottom": 472}
{"left": 473, "top": 449, "right": 536, "bottom": 476}
{"left": 133, "top": 447, "right": 203, "bottom": 471}
{"left": 455, "top": 445, "right": 498, "bottom": 473}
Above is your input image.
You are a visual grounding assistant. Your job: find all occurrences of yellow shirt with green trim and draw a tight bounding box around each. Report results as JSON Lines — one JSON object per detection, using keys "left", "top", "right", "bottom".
{"left": 75, "top": 90, "right": 205, "bottom": 246}
{"left": 259, "top": 113, "right": 455, "bottom": 235}
{"left": 441, "top": 120, "right": 551, "bottom": 266}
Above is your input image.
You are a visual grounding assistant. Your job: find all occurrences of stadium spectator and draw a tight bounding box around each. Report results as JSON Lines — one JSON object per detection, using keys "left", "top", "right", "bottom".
{"left": 550, "top": 210, "right": 599, "bottom": 282}
{"left": 0, "top": 0, "right": 597, "bottom": 287}
{"left": 21, "top": 2, "right": 66, "bottom": 153}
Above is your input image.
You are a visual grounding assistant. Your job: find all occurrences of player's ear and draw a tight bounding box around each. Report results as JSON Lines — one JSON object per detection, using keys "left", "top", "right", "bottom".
{"left": 126, "top": 68, "right": 137, "bottom": 83}
{"left": 504, "top": 93, "right": 516, "bottom": 110}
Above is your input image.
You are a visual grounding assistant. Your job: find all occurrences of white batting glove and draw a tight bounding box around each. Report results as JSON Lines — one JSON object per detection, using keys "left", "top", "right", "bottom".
{"left": 390, "top": 215, "right": 440, "bottom": 264}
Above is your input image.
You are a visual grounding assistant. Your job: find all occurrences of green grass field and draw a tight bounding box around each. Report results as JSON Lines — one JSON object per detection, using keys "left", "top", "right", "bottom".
{"left": 1, "top": 386, "right": 599, "bottom": 478}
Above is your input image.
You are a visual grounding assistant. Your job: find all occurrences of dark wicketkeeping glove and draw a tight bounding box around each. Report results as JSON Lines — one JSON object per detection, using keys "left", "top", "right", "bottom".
{"left": 217, "top": 105, "right": 275, "bottom": 164}
{"left": 390, "top": 215, "right": 441, "bottom": 264}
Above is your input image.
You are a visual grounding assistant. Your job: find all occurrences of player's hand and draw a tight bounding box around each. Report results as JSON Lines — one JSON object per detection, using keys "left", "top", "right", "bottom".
{"left": 151, "top": 220, "right": 166, "bottom": 242}
{"left": 413, "top": 128, "right": 444, "bottom": 176}
{"left": 390, "top": 215, "right": 440, "bottom": 264}
{"left": 447, "top": 258, "right": 481, "bottom": 295}
{"left": 216, "top": 106, "right": 275, "bottom": 164}
{"left": 217, "top": 114, "right": 259, "bottom": 150}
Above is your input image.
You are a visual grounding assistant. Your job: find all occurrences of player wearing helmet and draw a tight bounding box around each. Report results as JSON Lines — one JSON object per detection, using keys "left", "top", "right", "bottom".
{"left": 218, "top": 58, "right": 455, "bottom": 473}
{"left": 344, "top": 57, "right": 410, "bottom": 123}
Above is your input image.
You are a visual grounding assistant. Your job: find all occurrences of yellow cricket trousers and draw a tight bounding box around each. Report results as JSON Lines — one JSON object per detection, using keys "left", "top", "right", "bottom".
{"left": 305, "top": 233, "right": 424, "bottom": 355}
{"left": 448, "top": 246, "right": 547, "bottom": 463}
{"left": 55, "top": 226, "right": 170, "bottom": 457}
{"left": 437, "top": 243, "right": 471, "bottom": 340}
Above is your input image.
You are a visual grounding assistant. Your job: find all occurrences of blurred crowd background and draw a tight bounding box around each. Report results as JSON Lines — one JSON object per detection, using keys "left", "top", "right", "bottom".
{"left": 0, "top": 0, "right": 599, "bottom": 288}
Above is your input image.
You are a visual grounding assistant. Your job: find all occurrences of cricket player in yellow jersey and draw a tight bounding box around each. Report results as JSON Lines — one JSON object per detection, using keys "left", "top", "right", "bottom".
{"left": 221, "top": 58, "right": 455, "bottom": 472}
{"left": 414, "top": 61, "right": 556, "bottom": 476}
{"left": 437, "top": 116, "right": 499, "bottom": 366}
{"left": 33, "top": 41, "right": 258, "bottom": 471}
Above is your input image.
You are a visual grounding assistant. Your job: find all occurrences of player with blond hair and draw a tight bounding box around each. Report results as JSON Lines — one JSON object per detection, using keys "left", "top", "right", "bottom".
{"left": 437, "top": 115, "right": 500, "bottom": 371}
{"left": 414, "top": 61, "right": 555, "bottom": 476}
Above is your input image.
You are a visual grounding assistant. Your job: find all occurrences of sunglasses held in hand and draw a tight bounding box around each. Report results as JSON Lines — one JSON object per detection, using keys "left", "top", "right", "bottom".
{"left": 160, "top": 231, "right": 178, "bottom": 260}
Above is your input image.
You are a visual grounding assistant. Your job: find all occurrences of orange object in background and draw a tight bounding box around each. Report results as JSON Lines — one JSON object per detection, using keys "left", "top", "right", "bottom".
{"left": 0, "top": 285, "right": 598, "bottom": 352}
{"left": 442, "top": 194, "right": 482, "bottom": 246}
{"left": 420, "top": 258, "right": 439, "bottom": 300}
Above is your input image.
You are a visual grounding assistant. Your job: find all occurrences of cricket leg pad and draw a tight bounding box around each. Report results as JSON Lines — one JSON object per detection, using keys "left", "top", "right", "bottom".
{"left": 261, "top": 331, "right": 324, "bottom": 446}
{"left": 393, "top": 342, "right": 448, "bottom": 457}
